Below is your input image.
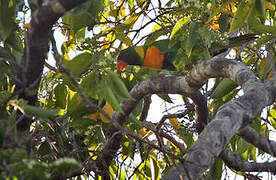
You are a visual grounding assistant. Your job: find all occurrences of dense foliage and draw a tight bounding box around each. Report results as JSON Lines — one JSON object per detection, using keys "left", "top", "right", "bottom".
{"left": 0, "top": 0, "right": 276, "bottom": 179}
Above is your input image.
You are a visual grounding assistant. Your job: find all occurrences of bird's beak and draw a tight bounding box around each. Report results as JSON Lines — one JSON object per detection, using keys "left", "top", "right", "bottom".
{"left": 117, "top": 61, "right": 128, "bottom": 71}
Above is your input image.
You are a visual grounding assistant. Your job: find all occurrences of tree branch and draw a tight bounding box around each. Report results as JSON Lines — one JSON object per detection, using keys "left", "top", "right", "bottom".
{"left": 85, "top": 57, "right": 276, "bottom": 179}
{"left": 164, "top": 59, "right": 276, "bottom": 179}
{"left": 237, "top": 126, "right": 276, "bottom": 157}
{"left": 220, "top": 149, "right": 276, "bottom": 173}
{"left": 14, "top": 0, "right": 89, "bottom": 130}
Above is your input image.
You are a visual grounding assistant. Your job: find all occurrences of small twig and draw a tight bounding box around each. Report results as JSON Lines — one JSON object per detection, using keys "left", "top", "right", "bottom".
{"left": 159, "top": 131, "right": 186, "bottom": 153}
{"left": 156, "top": 109, "right": 192, "bottom": 132}
{"left": 139, "top": 94, "right": 152, "bottom": 121}
{"left": 141, "top": 121, "right": 186, "bottom": 152}
{"left": 49, "top": 32, "right": 112, "bottom": 122}
{"left": 155, "top": 131, "right": 171, "bottom": 166}
{"left": 128, "top": 161, "right": 144, "bottom": 179}
{"left": 44, "top": 61, "right": 57, "bottom": 72}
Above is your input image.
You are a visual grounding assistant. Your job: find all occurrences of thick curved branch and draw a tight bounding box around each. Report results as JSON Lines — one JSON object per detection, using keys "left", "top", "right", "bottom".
{"left": 237, "top": 126, "right": 276, "bottom": 157}
{"left": 14, "top": 0, "right": 89, "bottom": 130}
{"left": 220, "top": 149, "right": 276, "bottom": 173}
{"left": 86, "top": 76, "right": 208, "bottom": 177}
{"left": 164, "top": 60, "right": 276, "bottom": 179}
{"left": 86, "top": 57, "right": 276, "bottom": 179}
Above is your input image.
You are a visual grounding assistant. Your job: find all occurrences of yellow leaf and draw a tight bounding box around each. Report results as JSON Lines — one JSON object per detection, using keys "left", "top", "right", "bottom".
{"left": 208, "top": 23, "right": 220, "bottom": 30}
{"left": 99, "top": 103, "right": 114, "bottom": 123}
{"left": 88, "top": 146, "right": 94, "bottom": 156}
{"left": 119, "top": 6, "right": 126, "bottom": 18}
{"left": 265, "top": 2, "right": 273, "bottom": 10}
{"left": 139, "top": 128, "right": 153, "bottom": 138}
{"left": 24, "top": 23, "right": 29, "bottom": 29}
{"left": 169, "top": 117, "right": 181, "bottom": 134}
{"left": 259, "top": 58, "right": 273, "bottom": 79}
{"left": 170, "top": 16, "right": 191, "bottom": 39}
{"left": 267, "top": 70, "right": 274, "bottom": 80}
{"left": 135, "top": 46, "right": 145, "bottom": 59}
{"left": 259, "top": 58, "right": 268, "bottom": 74}
{"left": 139, "top": 128, "right": 148, "bottom": 137}
{"left": 88, "top": 112, "right": 100, "bottom": 121}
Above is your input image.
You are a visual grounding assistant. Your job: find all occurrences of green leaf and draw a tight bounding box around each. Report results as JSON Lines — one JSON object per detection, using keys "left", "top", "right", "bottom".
{"left": 37, "top": 141, "right": 52, "bottom": 156}
{"left": 150, "top": 156, "right": 160, "bottom": 180}
{"left": 145, "top": 27, "right": 170, "bottom": 45}
{"left": 140, "top": 161, "right": 152, "bottom": 177}
{"left": 229, "top": 0, "right": 254, "bottom": 33}
{"left": 181, "top": 133, "right": 194, "bottom": 150}
{"left": 80, "top": 72, "right": 99, "bottom": 99}
{"left": 209, "top": 158, "right": 223, "bottom": 180}
{"left": 254, "top": 0, "right": 266, "bottom": 23}
{"left": 0, "top": 62, "right": 10, "bottom": 83}
{"left": 103, "top": 79, "right": 123, "bottom": 112}
{"left": 20, "top": 103, "right": 62, "bottom": 118}
{"left": 62, "top": 0, "right": 104, "bottom": 33}
{"left": 50, "top": 158, "right": 81, "bottom": 177}
{"left": 255, "top": 35, "right": 275, "bottom": 48}
{"left": 269, "top": 116, "right": 276, "bottom": 129}
{"left": 249, "top": 146, "right": 256, "bottom": 162}
{"left": 122, "top": 137, "right": 134, "bottom": 159}
{"left": 170, "top": 16, "right": 190, "bottom": 39}
{"left": 248, "top": 15, "right": 276, "bottom": 35}
{"left": 128, "top": 114, "right": 142, "bottom": 130}
{"left": 115, "top": 31, "right": 133, "bottom": 46}
{"left": 0, "top": 0, "right": 17, "bottom": 40}
{"left": 236, "top": 138, "right": 249, "bottom": 154}
{"left": 124, "top": 13, "right": 140, "bottom": 25}
{"left": 0, "top": 123, "right": 4, "bottom": 148}
{"left": 67, "top": 91, "right": 80, "bottom": 112}
{"left": 127, "top": 0, "right": 134, "bottom": 9}
{"left": 63, "top": 52, "right": 96, "bottom": 77}
{"left": 229, "top": 135, "right": 239, "bottom": 152}
{"left": 269, "top": 109, "right": 276, "bottom": 118}
{"left": 186, "top": 22, "right": 200, "bottom": 57}
{"left": 259, "top": 58, "right": 272, "bottom": 79}
{"left": 5, "top": 31, "right": 23, "bottom": 53}
{"left": 96, "top": 127, "right": 106, "bottom": 143}
{"left": 107, "top": 70, "right": 132, "bottom": 100}
{"left": 70, "top": 118, "right": 95, "bottom": 129}
{"left": 9, "top": 148, "right": 28, "bottom": 162}
{"left": 157, "top": 94, "right": 173, "bottom": 103}
{"left": 0, "top": 47, "right": 13, "bottom": 60}
{"left": 54, "top": 84, "right": 68, "bottom": 109}
{"left": 210, "top": 78, "right": 238, "bottom": 99}
{"left": 4, "top": 31, "right": 24, "bottom": 62}
{"left": 241, "top": 149, "right": 249, "bottom": 161}
{"left": 218, "top": 13, "right": 230, "bottom": 32}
